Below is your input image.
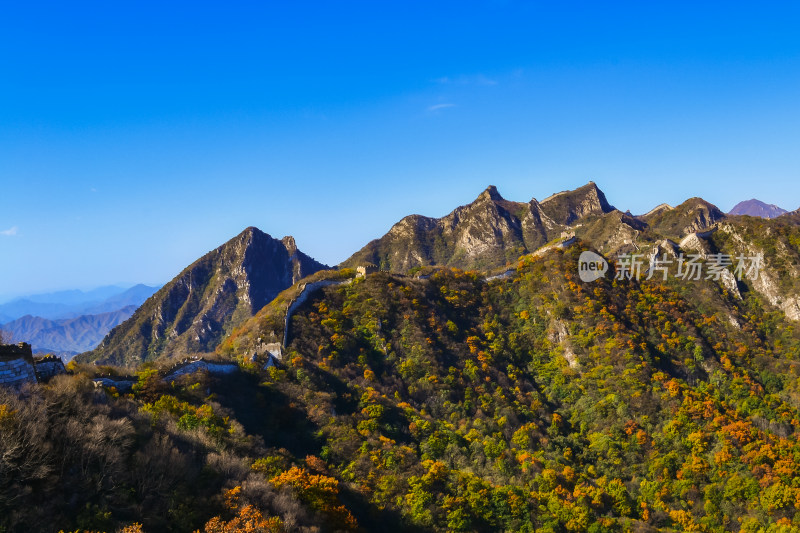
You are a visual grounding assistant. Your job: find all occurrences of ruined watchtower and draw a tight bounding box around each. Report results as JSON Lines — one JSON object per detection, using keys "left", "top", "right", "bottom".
{"left": 0, "top": 343, "right": 67, "bottom": 388}
{"left": 356, "top": 263, "right": 378, "bottom": 278}
{"left": 0, "top": 342, "right": 37, "bottom": 387}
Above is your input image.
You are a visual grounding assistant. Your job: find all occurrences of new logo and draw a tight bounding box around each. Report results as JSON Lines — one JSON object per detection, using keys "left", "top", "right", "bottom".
{"left": 578, "top": 251, "right": 608, "bottom": 282}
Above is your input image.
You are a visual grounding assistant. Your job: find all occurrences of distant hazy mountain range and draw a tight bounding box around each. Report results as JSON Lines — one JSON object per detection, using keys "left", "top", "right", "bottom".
{"left": 0, "top": 306, "right": 138, "bottom": 357}
{"left": 0, "top": 284, "right": 158, "bottom": 321}
{"left": 0, "top": 284, "right": 159, "bottom": 358}
{"left": 729, "top": 199, "right": 788, "bottom": 219}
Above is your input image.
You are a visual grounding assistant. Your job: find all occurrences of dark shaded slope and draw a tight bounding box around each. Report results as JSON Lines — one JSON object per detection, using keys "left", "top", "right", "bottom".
{"left": 78, "top": 227, "right": 327, "bottom": 366}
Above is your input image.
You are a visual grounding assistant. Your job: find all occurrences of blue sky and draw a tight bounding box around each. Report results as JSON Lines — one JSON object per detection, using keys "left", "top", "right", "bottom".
{"left": 2, "top": 1, "right": 800, "bottom": 300}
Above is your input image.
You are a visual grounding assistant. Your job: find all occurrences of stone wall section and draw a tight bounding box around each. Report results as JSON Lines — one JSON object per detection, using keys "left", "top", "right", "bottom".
{"left": 163, "top": 358, "right": 239, "bottom": 382}
{"left": 283, "top": 279, "right": 351, "bottom": 346}
{"left": 34, "top": 356, "right": 67, "bottom": 381}
{"left": 0, "top": 357, "right": 37, "bottom": 387}
{"left": 0, "top": 342, "right": 37, "bottom": 388}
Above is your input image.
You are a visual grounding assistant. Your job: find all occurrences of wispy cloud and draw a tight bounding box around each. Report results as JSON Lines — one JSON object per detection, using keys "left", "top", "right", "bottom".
{"left": 1, "top": 226, "right": 18, "bottom": 236}
{"left": 427, "top": 103, "right": 456, "bottom": 112}
{"left": 434, "top": 74, "right": 498, "bottom": 86}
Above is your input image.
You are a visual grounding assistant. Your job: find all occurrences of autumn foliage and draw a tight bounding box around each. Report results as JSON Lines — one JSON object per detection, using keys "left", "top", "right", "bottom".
{"left": 7, "top": 245, "right": 800, "bottom": 531}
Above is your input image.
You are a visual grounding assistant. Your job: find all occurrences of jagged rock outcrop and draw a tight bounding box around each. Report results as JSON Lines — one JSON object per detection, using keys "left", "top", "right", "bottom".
{"left": 78, "top": 227, "right": 327, "bottom": 367}
{"left": 678, "top": 231, "right": 714, "bottom": 257}
{"left": 343, "top": 183, "right": 613, "bottom": 272}
{"left": 548, "top": 319, "right": 579, "bottom": 369}
{"left": 715, "top": 222, "right": 800, "bottom": 319}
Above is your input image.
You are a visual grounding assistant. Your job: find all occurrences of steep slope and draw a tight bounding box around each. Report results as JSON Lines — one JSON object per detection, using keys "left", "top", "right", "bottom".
{"left": 342, "top": 185, "right": 555, "bottom": 272}
{"left": 78, "top": 227, "right": 327, "bottom": 366}
{"left": 0, "top": 305, "right": 137, "bottom": 356}
{"left": 342, "top": 183, "right": 615, "bottom": 272}
{"left": 729, "top": 198, "right": 788, "bottom": 219}
{"left": 342, "top": 182, "right": 742, "bottom": 274}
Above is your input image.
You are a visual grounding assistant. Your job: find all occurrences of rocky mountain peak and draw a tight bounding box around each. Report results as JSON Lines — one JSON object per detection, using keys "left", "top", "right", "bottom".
{"left": 539, "top": 181, "right": 616, "bottom": 225}
{"left": 477, "top": 185, "right": 504, "bottom": 203}
{"left": 578, "top": 181, "right": 614, "bottom": 211}
{"left": 240, "top": 226, "right": 260, "bottom": 241}
{"left": 680, "top": 198, "right": 725, "bottom": 229}
{"left": 642, "top": 197, "right": 725, "bottom": 239}
{"left": 344, "top": 184, "right": 560, "bottom": 272}
{"left": 281, "top": 235, "right": 297, "bottom": 255}
{"left": 78, "top": 227, "right": 327, "bottom": 366}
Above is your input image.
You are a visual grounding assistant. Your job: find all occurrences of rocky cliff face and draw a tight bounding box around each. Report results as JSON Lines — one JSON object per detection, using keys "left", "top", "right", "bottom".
{"left": 712, "top": 219, "right": 800, "bottom": 320}
{"left": 78, "top": 227, "right": 327, "bottom": 367}
{"left": 342, "top": 184, "right": 606, "bottom": 272}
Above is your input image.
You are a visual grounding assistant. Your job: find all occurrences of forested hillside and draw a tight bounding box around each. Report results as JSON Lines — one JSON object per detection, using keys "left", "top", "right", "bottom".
{"left": 5, "top": 242, "right": 800, "bottom": 531}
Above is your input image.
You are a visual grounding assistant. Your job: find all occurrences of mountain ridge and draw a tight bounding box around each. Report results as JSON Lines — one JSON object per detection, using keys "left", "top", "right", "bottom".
{"left": 341, "top": 181, "right": 732, "bottom": 274}
{"left": 76, "top": 183, "right": 779, "bottom": 367}
{"left": 341, "top": 182, "right": 615, "bottom": 272}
